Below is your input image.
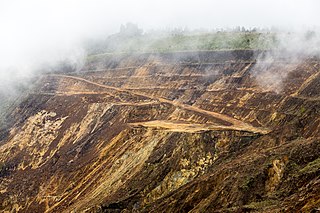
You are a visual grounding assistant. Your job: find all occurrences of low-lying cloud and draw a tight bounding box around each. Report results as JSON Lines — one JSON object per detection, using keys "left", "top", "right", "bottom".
{"left": 251, "top": 31, "right": 320, "bottom": 93}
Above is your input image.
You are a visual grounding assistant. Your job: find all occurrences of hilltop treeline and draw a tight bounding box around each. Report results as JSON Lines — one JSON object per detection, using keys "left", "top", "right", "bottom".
{"left": 85, "top": 23, "right": 278, "bottom": 54}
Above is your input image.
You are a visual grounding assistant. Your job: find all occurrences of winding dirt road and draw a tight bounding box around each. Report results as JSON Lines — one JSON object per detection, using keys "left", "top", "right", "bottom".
{"left": 50, "top": 74, "right": 270, "bottom": 134}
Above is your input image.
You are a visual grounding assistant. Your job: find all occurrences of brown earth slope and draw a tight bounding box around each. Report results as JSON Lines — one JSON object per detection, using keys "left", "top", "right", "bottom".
{"left": 0, "top": 50, "right": 319, "bottom": 212}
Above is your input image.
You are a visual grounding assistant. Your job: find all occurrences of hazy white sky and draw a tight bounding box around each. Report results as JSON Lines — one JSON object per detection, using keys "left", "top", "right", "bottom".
{"left": 0, "top": 0, "right": 319, "bottom": 81}
{"left": 1, "top": 0, "right": 319, "bottom": 34}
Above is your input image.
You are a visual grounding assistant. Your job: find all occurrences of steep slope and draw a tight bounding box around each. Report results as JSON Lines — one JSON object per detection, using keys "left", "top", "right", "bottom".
{"left": 0, "top": 50, "right": 319, "bottom": 212}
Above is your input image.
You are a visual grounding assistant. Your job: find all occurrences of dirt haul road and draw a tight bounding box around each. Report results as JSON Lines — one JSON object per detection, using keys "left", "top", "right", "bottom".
{"left": 50, "top": 74, "right": 270, "bottom": 134}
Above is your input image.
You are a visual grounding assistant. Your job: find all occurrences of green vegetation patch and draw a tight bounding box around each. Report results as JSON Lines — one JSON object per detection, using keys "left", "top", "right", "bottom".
{"left": 86, "top": 31, "right": 278, "bottom": 56}
{"left": 299, "top": 157, "right": 320, "bottom": 175}
{"left": 243, "top": 199, "right": 280, "bottom": 210}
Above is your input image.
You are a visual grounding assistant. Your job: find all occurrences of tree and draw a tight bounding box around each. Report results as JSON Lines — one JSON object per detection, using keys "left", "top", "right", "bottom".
{"left": 119, "top": 22, "right": 143, "bottom": 37}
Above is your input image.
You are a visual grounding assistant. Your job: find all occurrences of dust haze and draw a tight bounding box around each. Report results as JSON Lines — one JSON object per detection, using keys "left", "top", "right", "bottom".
{"left": 0, "top": 0, "right": 320, "bottom": 124}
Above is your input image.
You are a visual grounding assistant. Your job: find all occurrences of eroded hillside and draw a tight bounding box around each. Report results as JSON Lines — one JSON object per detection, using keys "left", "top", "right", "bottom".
{"left": 0, "top": 50, "right": 319, "bottom": 212}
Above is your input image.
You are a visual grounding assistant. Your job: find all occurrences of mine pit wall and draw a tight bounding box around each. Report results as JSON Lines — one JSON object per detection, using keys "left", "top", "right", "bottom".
{"left": 82, "top": 50, "right": 320, "bottom": 137}
{"left": 0, "top": 91, "right": 262, "bottom": 212}
{"left": 0, "top": 50, "right": 319, "bottom": 212}
{"left": 86, "top": 50, "right": 260, "bottom": 70}
{"left": 97, "top": 128, "right": 260, "bottom": 212}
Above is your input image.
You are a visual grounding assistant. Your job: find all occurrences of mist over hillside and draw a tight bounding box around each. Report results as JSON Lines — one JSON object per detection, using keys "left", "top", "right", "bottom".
{"left": 1, "top": 26, "right": 319, "bottom": 128}
{"left": 0, "top": 1, "right": 320, "bottom": 212}
{"left": 0, "top": 0, "right": 319, "bottom": 106}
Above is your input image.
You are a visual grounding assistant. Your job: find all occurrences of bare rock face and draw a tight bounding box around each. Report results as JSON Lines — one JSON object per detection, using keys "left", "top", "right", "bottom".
{"left": 0, "top": 50, "right": 319, "bottom": 212}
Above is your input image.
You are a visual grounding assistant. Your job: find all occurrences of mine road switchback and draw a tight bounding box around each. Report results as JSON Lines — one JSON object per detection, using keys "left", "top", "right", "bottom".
{"left": 48, "top": 74, "right": 271, "bottom": 134}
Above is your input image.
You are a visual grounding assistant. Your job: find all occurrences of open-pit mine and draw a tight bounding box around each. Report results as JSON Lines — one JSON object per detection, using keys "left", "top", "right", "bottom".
{"left": 0, "top": 50, "right": 319, "bottom": 212}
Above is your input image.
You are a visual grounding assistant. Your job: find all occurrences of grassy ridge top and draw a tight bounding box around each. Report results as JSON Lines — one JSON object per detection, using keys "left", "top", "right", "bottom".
{"left": 86, "top": 31, "right": 278, "bottom": 56}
